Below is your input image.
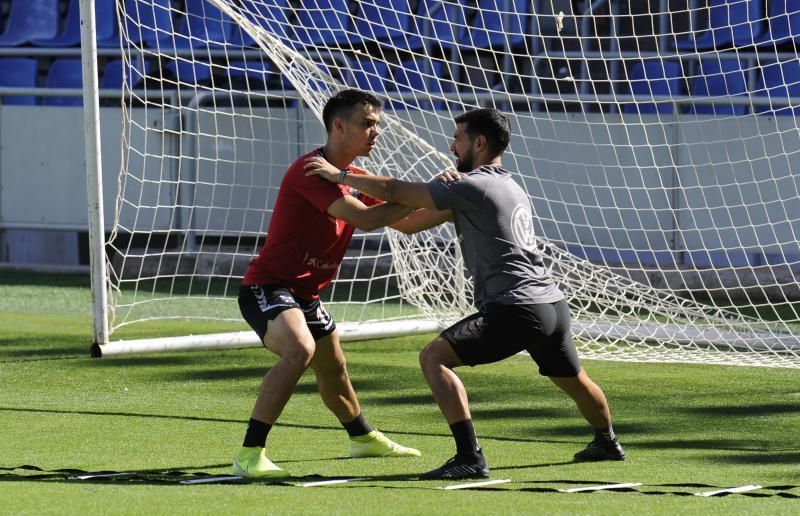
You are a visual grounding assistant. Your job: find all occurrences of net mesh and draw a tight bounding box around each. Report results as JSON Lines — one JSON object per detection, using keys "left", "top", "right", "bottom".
{"left": 106, "top": 0, "right": 800, "bottom": 366}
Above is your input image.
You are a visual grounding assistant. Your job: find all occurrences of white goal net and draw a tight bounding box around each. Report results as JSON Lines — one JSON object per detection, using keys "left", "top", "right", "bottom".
{"left": 96, "top": 0, "right": 800, "bottom": 366}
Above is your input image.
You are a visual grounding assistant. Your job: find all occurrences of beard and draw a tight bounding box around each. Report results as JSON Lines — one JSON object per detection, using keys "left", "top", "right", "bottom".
{"left": 455, "top": 153, "right": 473, "bottom": 173}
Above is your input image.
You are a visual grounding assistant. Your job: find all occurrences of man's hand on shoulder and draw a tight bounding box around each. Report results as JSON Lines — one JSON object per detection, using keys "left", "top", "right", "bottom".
{"left": 433, "top": 169, "right": 465, "bottom": 183}
{"left": 305, "top": 156, "right": 340, "bottom": 183}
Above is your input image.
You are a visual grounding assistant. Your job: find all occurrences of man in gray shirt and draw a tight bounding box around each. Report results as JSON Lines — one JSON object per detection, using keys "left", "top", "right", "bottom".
{"left": 305, "top": 108, "right": 625, "bottom": 480}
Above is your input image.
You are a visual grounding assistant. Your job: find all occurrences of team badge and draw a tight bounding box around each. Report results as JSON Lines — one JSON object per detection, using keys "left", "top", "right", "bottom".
{"left": 510, "top": 204, "right": 536, "bottom": 250}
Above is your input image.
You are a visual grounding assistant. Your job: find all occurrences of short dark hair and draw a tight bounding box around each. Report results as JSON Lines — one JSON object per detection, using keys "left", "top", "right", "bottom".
{"left": 454, "top": 108, "right": 511, "bottom": 156}
{"left": 322, "top": 89, "right": 382, "bottom": 132}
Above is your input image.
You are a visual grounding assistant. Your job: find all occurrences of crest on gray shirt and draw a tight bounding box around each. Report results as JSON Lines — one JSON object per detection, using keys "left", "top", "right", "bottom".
{"left": 510, "top": 204, "right": 536, "bottom": 251}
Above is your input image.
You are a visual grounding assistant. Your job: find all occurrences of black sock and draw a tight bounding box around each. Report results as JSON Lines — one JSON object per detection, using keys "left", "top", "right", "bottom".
{"left": 342, "top": 413, "right": 373, "bottom": 437}
{"left": 595, "top": 425, "right": 616, "bottom": 442}
{"left": 450, "top": 419, "right": 480, "bottom": 459}
{"left": 243, "top": 418, "right": 272, "bottom": 448}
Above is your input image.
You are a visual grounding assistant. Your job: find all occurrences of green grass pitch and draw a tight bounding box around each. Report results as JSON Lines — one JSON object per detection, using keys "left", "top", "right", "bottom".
{"left": 1, "top": 272, "right": 799, "bottom": 514}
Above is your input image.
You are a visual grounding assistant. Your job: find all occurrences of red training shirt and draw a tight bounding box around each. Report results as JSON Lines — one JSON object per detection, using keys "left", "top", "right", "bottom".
{"left": 242, "top": 149, "right": 381, "bottom": 300}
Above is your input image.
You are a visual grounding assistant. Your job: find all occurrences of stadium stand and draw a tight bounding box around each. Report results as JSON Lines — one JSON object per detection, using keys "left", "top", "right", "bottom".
{"left": 0, "top": 0, "right": 59, "bottom": 46}
{"left": 689, "top": 58, "right": 749, "bottom": 115}
{"left": 43, "top": 58, "right": 83, "bottom": 106}
{"left": 354, "top": 0, "right": 424, "bottom": 51}
{"left": 391, "top": 58, "right": 448, "bottom": 110}
{"left": 675, "top": 0, "right": 766, "bottom": 50}
{"left": 0, "top": 0, "right": 795, "bottom": 117}
{"left": 124, "top": 0, "right": 175, "bottom": 48}
{"left": 101, "top": 58, "right": 149, "bottom": 90}
{"left": 754, "top": 58, "right": 800, "bottom": 116}
{"left": 0, "top": 57, "right": 38, "bottom": 105}
{"left": 624, "top": 60, "right": 684, "bottom": 114}
{"left": 348, "top": 58, "right": 390, "bottom": 92}
{"left": 293, "top": 0, "right": 360, "bottom": 47}
{"left": 31, "top": 0, "right": 83, "bottom": 47}
{"left": 755, "top": 0, "right": 800, "bottom": 46}
{"left": 95, "top": 0, "right": 121, "bottom": 47}
{"left": 233, "top": 0, "right": 292, "bottom": 46}
{"left": 453, "top": 0, "right": 529, "bottom": 50}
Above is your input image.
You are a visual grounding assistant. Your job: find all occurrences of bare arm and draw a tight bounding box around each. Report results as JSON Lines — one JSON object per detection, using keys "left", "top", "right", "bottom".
{"left": 326, "top": 194, "right": 412, "bottom": 232}
{"left": 390, "top": 208, "right": 453, "bottom": 234}
{"left": 305, "top": 156, "right": 439, "bottom": 210}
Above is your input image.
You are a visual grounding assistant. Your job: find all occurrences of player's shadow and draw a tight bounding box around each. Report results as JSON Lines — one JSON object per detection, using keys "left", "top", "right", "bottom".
{"left": 0, "top": 463, "right": 235, "bottom": 485}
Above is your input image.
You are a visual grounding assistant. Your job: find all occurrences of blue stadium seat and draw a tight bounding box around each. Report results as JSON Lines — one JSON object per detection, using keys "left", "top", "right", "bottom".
{"left": 125, "top": 0, "right": 176, "bottom": 48}
{"left": 676, "top": 0, "right": 765, "bottom": 50}
{"left": 689, "top": 59, "right": 749, "bottom": 115}
{"left": 30, "top": 0, "right": 118, "bottom": 47}
{"left": 174, "top": 0, "right": 236, "bottom": 48}
{"left": 32, "top": 0, "right": 82, "bottom": 47}
{"left": 755, "top": 0, "right": 800, "bottom": 46}
{"left": 101, "top": 58, "right": 150, "bottom": 90}
{"left": 453, "top": 0, "right": 529, "bottom": 50}
{"left": 353, "top": 0, "right": 423, "bottom": 50}
{"left": 348, "top": 59, "right": 390, "bottom": 93}
{"left": 96, "top": 0, "right": 122, "bottom": 47}
{"left": 391, "top": 59, "right": 448, "bottom": 110}
{"left": 754, "top": 59, "right": 800, "bottom": 116}
{"left": 624, "top": 60, "right": 683, "bottom": 114}
{"left": 43, "top": 59, "right": 83, "bottom": 106}
{"left": 0, "top": 0, "right": 59, "bottom": 46}
{"left": 416, "top": 0, "right": 459, "bottom": 48}
{"left": 228, "top": 59, "right": 273, "bottom": 88}
{"left": 293, "top": 0, "right": 360, "bottom": 47}
{"left": 166, "top": 0, "right": 238, "bottom": 84}
{"left": 229, "top": 0, "right": 293, "bottom": 47}
{"left": 0, "top": 58, "right": 38, "bottom": 105}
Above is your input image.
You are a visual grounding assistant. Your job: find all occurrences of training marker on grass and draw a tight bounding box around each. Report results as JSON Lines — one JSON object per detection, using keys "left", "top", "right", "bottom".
{"left": 558, "top": 482, "right": 642, "bottom": 493}
{"left": 68, "top": 472, "right": 137, "bottom": 481}
{"left": 694, "top": 485, "right": 762, "bottom": 497}
{"left": 439, "top": 479, "right": 512, "bottom": 490}
{"left": 180, "top": 475, "right": 251, "bottom": 485}
{"left": 296, "top": 478, "right": 368, "bottom": 487}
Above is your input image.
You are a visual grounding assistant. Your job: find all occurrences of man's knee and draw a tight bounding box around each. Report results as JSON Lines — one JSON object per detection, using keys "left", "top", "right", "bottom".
{"left": 281, "top": 339, "right": 316, "bottom": 369}
{"left": 419, "top": 337, "right": 458, "bottom": 371}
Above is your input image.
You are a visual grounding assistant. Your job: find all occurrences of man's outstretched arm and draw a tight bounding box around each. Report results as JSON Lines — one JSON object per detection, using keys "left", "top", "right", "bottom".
{"left": 391, "top": 208, "right": 453, "bottom": 234}
{"left": 305, "top": 156, "right": 440, "bottom": 210}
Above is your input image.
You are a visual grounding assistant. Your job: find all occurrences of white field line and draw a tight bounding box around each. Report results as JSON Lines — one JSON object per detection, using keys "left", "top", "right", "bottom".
{"left": 558, "top": 482, "right": 642, "bottom": 493}
{"left": 694, "top": 485, "right": 763, "bottom": 497}
{"left": 296, "top": 477, "right": 369, "bottom": 487}
{"left": 439, "top": 479, "right": 512, "bottom": 490}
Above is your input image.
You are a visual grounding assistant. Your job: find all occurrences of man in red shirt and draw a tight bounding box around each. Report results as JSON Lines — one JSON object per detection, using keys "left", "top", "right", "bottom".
{"left": 232, "top": 90, "right": 420, "bottom": 479}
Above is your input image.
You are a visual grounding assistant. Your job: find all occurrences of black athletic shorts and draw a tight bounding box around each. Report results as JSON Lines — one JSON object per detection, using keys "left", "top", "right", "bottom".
{"left": 440, "top": 299, "right": 581, "bottom": 377}
{"left": 238, "top": 284, "right": 336, "bottom": 342}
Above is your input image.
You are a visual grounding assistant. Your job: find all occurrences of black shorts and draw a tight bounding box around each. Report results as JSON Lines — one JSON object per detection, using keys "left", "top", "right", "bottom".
{"left": 238, "top": 284, "right": 336, "bottom": 342}
{"left": 440, "top": 299, "right": 581, "bottom": 377}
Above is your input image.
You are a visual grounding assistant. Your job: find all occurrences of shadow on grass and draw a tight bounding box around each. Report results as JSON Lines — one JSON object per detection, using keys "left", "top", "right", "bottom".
{"left": 535, "top": 422, "right": 656, "bottom": 438}
{"left": 680, "top": 403, "right": 800, "bottom": 416}
{"left": 83, "top": 355, "right": 207, "bottom": 367}
{"left": 0, "top": 337, "right": 89, "bottom": 361}
{"left": 471, "top": 407, "right": 575, "bottom": 419}
{"left": 0, "top": 272, "right": 90, "bottom": 288}
{"left": 711, "top": 452, "right": 800, "bottom": 465}
{"left": 1, "top": 406, "right": 590, "bottom": 449}
{"left": 632, "top": 438, "right": 788, "bottom": 452}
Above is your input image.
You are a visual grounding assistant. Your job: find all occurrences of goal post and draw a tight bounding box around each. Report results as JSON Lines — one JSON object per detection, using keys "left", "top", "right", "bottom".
{"left": 87, "top": 0, "right": 800, "bottom": 367}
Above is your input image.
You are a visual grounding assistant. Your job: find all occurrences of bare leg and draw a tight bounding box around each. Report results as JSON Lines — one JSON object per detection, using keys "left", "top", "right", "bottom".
{"left": 548, "top": 369, "right": 612, "bottom": 429}
{"left": 419, "top": 336, "right": 470, "bottom": 424}
{"left": 309, "top": 330, "right": 361, "bottom": 422}
{"left": 250, "top": 308, "right": 316, "bottom": 424}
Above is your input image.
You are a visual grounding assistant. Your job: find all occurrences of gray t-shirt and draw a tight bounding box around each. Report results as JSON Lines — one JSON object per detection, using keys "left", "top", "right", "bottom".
{"left": 427, "top": 165, "right": 564, "bottom": 309}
